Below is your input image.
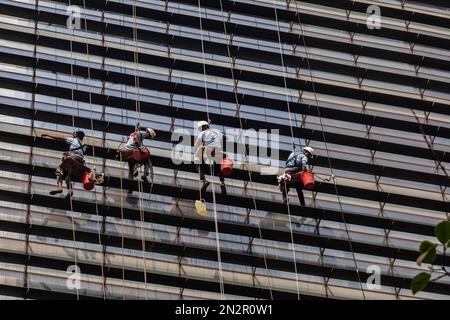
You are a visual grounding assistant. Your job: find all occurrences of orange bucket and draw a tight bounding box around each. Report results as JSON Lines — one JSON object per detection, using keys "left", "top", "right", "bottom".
{"left": 301, "top": 172, "right": 315, "bottom": 190}
{"left": 82, "top": 172, "right": 95, "bottom": 191}
{"left": 220, "top": 157, "right": 233, "bottom": 176}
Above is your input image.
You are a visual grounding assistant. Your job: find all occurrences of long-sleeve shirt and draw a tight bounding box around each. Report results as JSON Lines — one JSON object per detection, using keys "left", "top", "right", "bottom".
{"left": 285, "top": 152, "right": 309, "bottom": 173}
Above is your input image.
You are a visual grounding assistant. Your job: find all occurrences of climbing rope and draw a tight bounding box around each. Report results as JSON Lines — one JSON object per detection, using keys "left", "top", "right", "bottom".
{"left": 197, "top": 0, "right": 225, "bottom": 299}
{"left": 132, "top": 1, "right": 150, "bottom": 299}
{"left": 217, "top": 0, "right": 274, "bottom": 299}
{"left": 291, "top": 0, "right": 367, "bottom": 299}
{"left": 271, "top": 0, "right": 305, "bottom": 299}
{"left": 82, "top": 0, "right": 107, "bottom": 300}
{"left": 67, "top": 0, "right": 79, "bottom": 300}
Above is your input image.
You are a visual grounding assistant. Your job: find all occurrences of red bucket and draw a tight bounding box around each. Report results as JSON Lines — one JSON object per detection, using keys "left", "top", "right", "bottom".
{"left": 301, "top": 172, "right": 315, "bottom": 190}
{"left": 221, "top": 157, "right": 233, "bottom": 176}
{"left": 82, "top": 172, "right": 95, "bottom": 191}
{"left": 131, "top": 148, "right": 150, "bottom": 162}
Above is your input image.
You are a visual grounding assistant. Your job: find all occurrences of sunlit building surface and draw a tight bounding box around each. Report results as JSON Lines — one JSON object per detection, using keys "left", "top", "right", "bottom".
{"left": 0, "top": 0, "right": 449, "bottom": 300}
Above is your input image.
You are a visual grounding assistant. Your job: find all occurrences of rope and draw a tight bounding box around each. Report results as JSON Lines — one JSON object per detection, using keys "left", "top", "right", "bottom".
{"left": 217, "top": 0, "right": 274, "bottom": 299}
{"left": 271, "top": 0, "right": 304, "bottom": 299}
{"left": 291, "top": 0, "right": 366, "bottom": 299}
{"left": 197, "top": 0, "right": 225, "bottom": 299}
{"left": 132, "top": 1, "right": 150, "bottom": 299}
{"left": 67, "top": 0, "right": 79, "bottom": 300}
{"left": 119, "top": 134, "right": 126, "bottom": 299}
{"left": 82, "top": 0, "right": 107, "bottom": 300}
{"left": 411, "top": 110, "right": 449, "bottom": 220}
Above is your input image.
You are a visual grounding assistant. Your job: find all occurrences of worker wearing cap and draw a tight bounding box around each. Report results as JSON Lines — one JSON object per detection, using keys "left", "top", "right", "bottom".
{"left": 278, "top": 146, "right": 314, "bottom": 206}
{"left": 120, "top": 127, "right": 156, "bottom": 185}
{"left": 42, "top": 131, "right": 87, "bottom": 195}
{"left": 194, "top": 121, "right": 226, "bottom": 196}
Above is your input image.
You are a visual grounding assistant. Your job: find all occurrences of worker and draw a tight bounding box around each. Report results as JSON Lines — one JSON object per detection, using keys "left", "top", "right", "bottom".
{"left": 277, "top": 146, "right": 314, "bottom": 206}
{"left": 118, "top": 127, "right": 156, "bottom": 192}
{"left": 194, "top": 121, "right": 226, "bottom": 196}
{"left": 42, "top": 131, "right": 87, "bottom": 196}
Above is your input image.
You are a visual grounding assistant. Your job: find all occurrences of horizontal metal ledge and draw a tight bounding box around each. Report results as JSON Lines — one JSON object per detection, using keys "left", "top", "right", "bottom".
{"left": 3, "top": 3, "right": 449, "bottom": 75}
{"left": 0, "top": 105, "right": 448, "bottom": 212}
{"left": 406, "top": 0, "right": 450, "bottom": 9}
{"left": 0, "top": 256, "right": 310, "bottom": 300}
{"left": 2, "top": 3, "right": 450, "bottom": 114}
{"left": 1, "top": 161, "right": 448, "bottom": 267}
{"left": 166, "top": 0, "right": 450, "bottom": 29}
{"left": 0, "top": 218, "right": 448, "bottom": 296}
{"left": 1, "top": 75, "right": 449, "bottom": 165}
{"left": 0, "top": 183, "right": 436, "bottom": 255}
{"left": 1, "top": 31, "right": 448, "bottom": 140}
{"left": 0, "top": 89, "right": 449, "bottom": 189}
{"left": 0, "top": 125, "right": 450, "bottom": 186}
{"left": 44, "top": 0, "right": 450, "bottom": 51}
{"left": 0, "top": 283, "right": 101, "bottom": 300}
{"left": 0, "top": 143, "right": 437, "bottom": 238}
{"left": 2, "top": 32, "right": 450, "bottom": 111}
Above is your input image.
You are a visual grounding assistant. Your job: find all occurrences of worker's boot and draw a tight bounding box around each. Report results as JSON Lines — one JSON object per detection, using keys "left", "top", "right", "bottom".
{"left": 49, "top": 182, "right": 63, "bottom": 195}
{"left": 141, "top": 174, "right": 149, "bottom": 183}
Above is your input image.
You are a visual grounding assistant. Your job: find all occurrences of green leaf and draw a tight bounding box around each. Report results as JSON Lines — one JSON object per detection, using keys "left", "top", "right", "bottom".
{"left": 416, "top": 241, "right": 437, "bottom": 266}
{"left": 411, "top": 272, "right": 431, "bottom": 295}
{"left": 435, "top": 220, "right": 450, "bottom": 245}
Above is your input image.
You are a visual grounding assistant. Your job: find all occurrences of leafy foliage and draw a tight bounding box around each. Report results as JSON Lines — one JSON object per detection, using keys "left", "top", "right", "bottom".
{"left": 411, "top": 220, "right": 450, "bottom": 295}
{"left": 416, "top": 241, "right": 437, "bottom": 266}
{"left": 435, "top": 220, "right": 450, "bottom": 245}
{"left": 411, "top": 273, "right": 431, "bottom": 295}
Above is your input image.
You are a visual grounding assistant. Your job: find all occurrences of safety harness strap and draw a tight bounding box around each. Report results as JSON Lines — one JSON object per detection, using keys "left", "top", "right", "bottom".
{"left": 130, "top": 132, "right": 143, "bottom": 147}
{"left": 70, "top": 138, "right": 85, "bottom": 155}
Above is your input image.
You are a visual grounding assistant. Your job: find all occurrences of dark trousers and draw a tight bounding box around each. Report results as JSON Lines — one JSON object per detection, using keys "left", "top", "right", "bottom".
{"left": 196, "top": 162, "right": 225, "bottom": 183}
{"left": 281, "top": 181, "right": 306, "bottom": 206}
{"left": 196, "top": 148, "right": 225, "bottom": 183}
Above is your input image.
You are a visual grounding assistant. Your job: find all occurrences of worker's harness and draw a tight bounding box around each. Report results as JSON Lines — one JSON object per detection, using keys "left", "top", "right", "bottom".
{"left": 63, "top": 138, "right": 85, "bottom": 164}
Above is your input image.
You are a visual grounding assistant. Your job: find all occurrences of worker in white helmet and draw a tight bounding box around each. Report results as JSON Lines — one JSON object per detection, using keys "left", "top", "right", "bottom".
{"left": 277, "top": 146, "right": 314, "bottom": 205}
{"left": 119, "top": 126, "right": 156, "bottom": 192}
{"left": 194, "top": 120, "right": 226, "bottom": 196}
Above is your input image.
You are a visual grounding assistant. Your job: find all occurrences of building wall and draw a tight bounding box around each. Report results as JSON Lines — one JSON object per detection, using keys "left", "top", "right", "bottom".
{"left": 0, "top": 0, "right": 449, "bottom": 299}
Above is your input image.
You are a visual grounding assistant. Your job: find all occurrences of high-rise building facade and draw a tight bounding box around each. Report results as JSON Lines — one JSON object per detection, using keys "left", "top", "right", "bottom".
{"left": 0, "top": 0, "right": 449, "bottom": 300}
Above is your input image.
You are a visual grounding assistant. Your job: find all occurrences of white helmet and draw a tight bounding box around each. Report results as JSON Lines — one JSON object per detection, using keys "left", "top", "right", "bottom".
{"left": 303, "top": 146, "right": 314, "bottom": 157}
{"left": 197, "top": 120, "right": 210, "bottom": 131}
{"left": 145, "top": 128, "right": 156, "bottom": 139}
